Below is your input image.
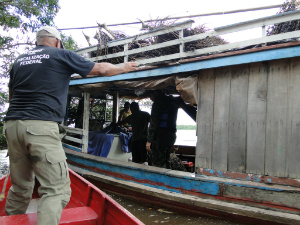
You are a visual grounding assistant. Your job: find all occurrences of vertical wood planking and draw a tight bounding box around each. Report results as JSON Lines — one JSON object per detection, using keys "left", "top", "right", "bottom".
{"left": 196, "top": 70, "right": 215, "bottom": 169}
{"left": 228, "top": 65, "right": 249, "bottom": 172}
{"left": 265, "top": 60, "right": 289, "bottom": 177}
{"left": 287, "top": 57, "right": 300, "bottom": 178}
{"left": 212, "top": 68, "right": 231, "bottom": 171}
{"left": 179, "top": 29, "right": 184, "bottom": 54}
{"left": 246, "top": 62, "right": 268, "bottom": 174}
{"left": 112, "top": 91, "right": 120, "bottom": 123}
{"left": 195, "top": 58, "right": 300, "bottom": 178}
{"left": 82, "top": 92, "right": 90, "bottom": 153}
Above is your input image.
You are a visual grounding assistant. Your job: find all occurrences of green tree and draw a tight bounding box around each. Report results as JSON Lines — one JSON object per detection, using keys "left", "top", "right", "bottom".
{"left": 1, "top": 0, "right": 60, "bottom": 77}
{"left": 61, "top": 34, "right": 79, "bottom": 51}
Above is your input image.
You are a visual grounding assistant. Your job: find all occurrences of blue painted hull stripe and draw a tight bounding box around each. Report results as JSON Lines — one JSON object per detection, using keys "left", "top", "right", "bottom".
{"left": 66, "top": 152, "right": 287, "bottom": 194}
{"left": 66, "top": 153, "right": 220, "bottom": 195}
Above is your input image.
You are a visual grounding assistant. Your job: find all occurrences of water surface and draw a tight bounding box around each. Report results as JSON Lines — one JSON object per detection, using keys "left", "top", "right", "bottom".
{"left": 108, "top": 191, "right": 244, "bottom": 225}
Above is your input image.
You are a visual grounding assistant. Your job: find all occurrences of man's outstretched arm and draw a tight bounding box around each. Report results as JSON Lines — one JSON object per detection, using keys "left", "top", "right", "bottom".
{"left": 89, "top": 62, "right": 138, "bottom": 76}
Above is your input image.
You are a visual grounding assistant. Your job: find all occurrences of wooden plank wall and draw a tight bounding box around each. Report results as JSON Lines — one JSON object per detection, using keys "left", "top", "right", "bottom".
{"left": 196, "top": 57, "right": 300, "bottom": 179}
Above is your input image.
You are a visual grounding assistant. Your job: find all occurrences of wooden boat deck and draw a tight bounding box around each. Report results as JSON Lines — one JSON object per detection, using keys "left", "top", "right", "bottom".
{"left": 0, "top": 206, "right": 98, "bottom": 225}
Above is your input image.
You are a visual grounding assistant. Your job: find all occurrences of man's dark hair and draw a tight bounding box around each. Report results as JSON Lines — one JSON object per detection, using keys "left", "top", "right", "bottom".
{"left": 124, "top": 102, "right": 130, "bottom": 109}
{"left": 130, "top": 102, "right": 139, "bottom": 112}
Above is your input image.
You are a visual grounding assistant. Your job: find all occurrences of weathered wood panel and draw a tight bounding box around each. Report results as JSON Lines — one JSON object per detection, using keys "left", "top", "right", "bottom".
{"left": 286, "top": 58, "right": 300, "bottom": 178}
{"left": 246, "top": 62, "right": 268, "bottom": 174}
{"left": 224, "top": 184, "right": 300, "bottom": 210}
{"left": 212, "top": 68, "right": 231, "bottom": 171}
{"left": 196, "top": 69, "right": 215, "bottom": 169}
{"left": 195, "top": 58, "right": 300, "bottom": 179}
{"left": 82, "top": 92, "right": 90, "bottom": 153}
{"left": 228, "top": 65, "right": 249, "bottom": 173}
{"left": 264, "top": 60, "right": 289, "bottom": 177}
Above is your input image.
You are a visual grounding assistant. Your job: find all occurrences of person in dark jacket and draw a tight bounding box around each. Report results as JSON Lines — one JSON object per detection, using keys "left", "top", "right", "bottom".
{"left": 118, "top": 102, "right": 150, "bottom": 163}
{"left": 146, "top": 90, "right": 179, "bottom": 168}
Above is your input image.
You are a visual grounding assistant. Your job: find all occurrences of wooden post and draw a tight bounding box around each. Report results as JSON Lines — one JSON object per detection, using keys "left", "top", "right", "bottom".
{"left": 262, "top": 25, "right": 266, "bottom": 46}
{"left": 88, "top": 52, "right": 92, "bottom": 59}
{"left": 62, "top": 95, "right": 71, "bottom": 126}
{"left": 124, "top": 44, "right": 128, "bottom": 63}
{"left": 82, "top": 92, "right": 90, "bottom": 153}
{"left": 113, "top": 91, "right": 120, "bottom": 123}
{"left": 179, "top": 29, "right": 184, "bottom": 56}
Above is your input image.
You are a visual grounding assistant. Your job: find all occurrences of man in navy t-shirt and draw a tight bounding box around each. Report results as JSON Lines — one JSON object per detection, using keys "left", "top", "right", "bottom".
{"left": 4, "top": 26, "right": 137, "bottom": 225}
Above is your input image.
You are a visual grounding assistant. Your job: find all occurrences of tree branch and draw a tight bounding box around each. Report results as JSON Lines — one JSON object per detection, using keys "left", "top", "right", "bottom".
{"left": 0, "top": 0, "right": 14, "bottom": 6}
{"left": 3, "top": 42, "right": 35, "bottom": 49}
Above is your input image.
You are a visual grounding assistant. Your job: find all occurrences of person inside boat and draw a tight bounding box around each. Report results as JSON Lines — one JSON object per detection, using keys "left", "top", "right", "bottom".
{"left": 146, "top": 90, "right": 179, "bottom": 169}
{"left": 117, "top": 102, "right": 150, "bottom": 164}
{"left": 118, "top": 102, "right": 132, "bottom": 130}
{"left": 4, "top": 26, "right": 137, "bottom": 225}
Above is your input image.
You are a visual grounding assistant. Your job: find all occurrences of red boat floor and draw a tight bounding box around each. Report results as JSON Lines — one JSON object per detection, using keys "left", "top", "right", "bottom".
{"left": 0, "top": 206, "right": 98, "bottom": 225}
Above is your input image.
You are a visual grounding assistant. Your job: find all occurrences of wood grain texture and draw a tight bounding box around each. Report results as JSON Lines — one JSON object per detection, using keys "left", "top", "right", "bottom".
{"left": 246, "top": 62, "right": 268, "bottom": 174}
{"left": 196, "top": 70, "right": 215, "bottom": 169}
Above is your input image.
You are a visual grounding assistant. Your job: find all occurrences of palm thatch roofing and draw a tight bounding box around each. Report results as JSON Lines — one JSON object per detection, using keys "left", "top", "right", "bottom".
{"left": 89, "top": 20, "right": 228, "bottom": 65}
{"left": 80, "top": 0, "right": 300, "bottom": 67}
{"left": 267, "top": 0, "right": 300, "bottom": 35}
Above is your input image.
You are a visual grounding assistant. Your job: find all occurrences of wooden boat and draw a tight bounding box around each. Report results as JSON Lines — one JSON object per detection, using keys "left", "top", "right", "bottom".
{"left": 0, "top": 169, "right": 144, "bottom": 225}
{"left": 63, "top": 11, "right": 300, "bottom": 225}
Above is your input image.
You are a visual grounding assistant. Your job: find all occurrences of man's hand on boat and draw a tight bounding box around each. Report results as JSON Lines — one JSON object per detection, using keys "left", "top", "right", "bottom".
{"left": 88, "top": 62, "right": 138, "bottom": 77}
{"left": 122, "top": 62, "right": 139, "bottom": 73}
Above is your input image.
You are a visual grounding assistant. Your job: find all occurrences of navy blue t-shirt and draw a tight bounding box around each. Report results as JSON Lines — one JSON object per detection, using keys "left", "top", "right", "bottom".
{"left": 5, "top": 45, "right": 95, "bottom": 123}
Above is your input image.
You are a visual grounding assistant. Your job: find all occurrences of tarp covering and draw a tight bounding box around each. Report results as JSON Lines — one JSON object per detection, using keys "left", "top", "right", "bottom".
{"left": 78, "top": 74, "right": 198, "bottom": 105}
{"left": 119, "top": 132, "right": 132, "bottom": 153}
{"left": 175, "top": 75, "right": 198, "bottom": 105}
{"left": 88, "top": 131, "right": 114, "bottom": 157}
{"left": 87, "top": 126, "right": 132, "bottom": 157}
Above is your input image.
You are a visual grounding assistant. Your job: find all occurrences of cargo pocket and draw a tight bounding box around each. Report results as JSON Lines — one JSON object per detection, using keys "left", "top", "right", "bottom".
{"left": 45, "top": 150, "right": 69, "bottom": 185}
{"left": 26, "top": 125, "right": 60, "bottom": 141}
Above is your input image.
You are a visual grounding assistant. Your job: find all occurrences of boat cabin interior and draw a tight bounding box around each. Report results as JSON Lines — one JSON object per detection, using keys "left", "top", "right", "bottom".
{"left": 64, "top": 81, "right": 197, "bottom": 173}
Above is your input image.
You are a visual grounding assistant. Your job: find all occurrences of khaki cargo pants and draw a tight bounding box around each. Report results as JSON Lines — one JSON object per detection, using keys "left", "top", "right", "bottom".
{"left": 4, "top": 120, "right": 71, "bottom": 225}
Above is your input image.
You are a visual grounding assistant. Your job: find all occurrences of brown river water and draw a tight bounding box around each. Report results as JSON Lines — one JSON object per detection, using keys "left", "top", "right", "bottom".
{"left": 0, "top": 149, "right": 245, "bottom": 225}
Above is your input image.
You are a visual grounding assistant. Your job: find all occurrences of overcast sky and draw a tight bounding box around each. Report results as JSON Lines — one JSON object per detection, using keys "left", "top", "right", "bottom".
{"left": 53, "top": 0, "right": 286, "bottom": 125}
{"left": 54, "top": 0, "right": 286, "bottom": 48}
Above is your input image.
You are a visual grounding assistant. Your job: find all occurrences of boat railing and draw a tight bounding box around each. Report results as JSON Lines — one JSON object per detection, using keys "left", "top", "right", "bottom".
{"left": 61, "top": 126, "right": 88, "bottom": 152}
{"left": 74, "top": 10, "right": 300, "bottom": 67}
{"left": 62, "top": 92, "right": 90, "bottom": 153}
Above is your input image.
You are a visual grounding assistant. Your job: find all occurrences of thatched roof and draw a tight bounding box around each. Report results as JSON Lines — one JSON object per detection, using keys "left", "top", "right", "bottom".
{"left": 267, "top": 0, "right": 300, "bottom": 35}
{"left": 90, "top": 19, "right": 227, "bottom": 64}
